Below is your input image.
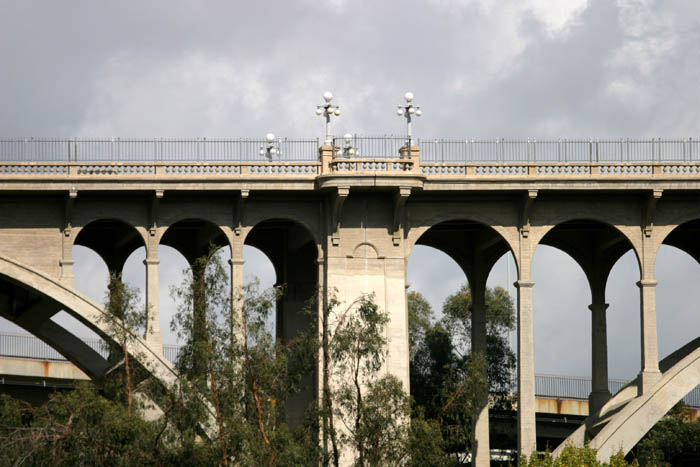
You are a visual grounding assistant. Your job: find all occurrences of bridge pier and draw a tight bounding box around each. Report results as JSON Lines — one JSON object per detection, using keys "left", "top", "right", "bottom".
{"left": 515, "top": 278, "right": 537, "bottom": 458}
{"left": 589, "top": 302, "right": 611, "bottom": 414}
{"left": 470, "top": 275, "right": 490, "bottom": 467}
{"left": 638, "top": 279, "right": 661, "bottom": 393}
{"left": 144, "top": 256, "right": 162, "bottom": 355}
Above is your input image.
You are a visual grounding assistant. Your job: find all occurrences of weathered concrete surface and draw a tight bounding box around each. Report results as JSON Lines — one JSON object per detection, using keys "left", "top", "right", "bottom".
{"left": 0, "top": 356, "right": 89, "bottom": 380}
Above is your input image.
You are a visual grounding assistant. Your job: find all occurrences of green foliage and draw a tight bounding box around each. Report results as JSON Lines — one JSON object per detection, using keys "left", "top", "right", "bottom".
{"left": 633, "top": 402, "right": 700, "bottom": 466}
{"left": 322, "top": 293, "right": 413, "bottom": 466}
{"left": 406, "top": 418, "right": 452, "bottom": 467}
{"left": 520, "top": 445, "right": 638, "bottom": 467}
{"left": 0, "top": 385, "right": 164, "bottom": 466}
{"left": 167, "top": 249, "right": 319, "bottom": 465}
{"left": 407, "top": 290, "right": 434, "bottom": 358}
{"left": 408, "top": 284, "right": 516, "bottom": 462}
{"left": 100, "top": 273, "right": 148, "bottom": 413}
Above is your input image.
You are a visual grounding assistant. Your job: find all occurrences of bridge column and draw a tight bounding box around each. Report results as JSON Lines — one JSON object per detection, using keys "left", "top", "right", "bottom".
{"left": 470, "top": 277, "right": 490, "bottom": 467}
{"left": 144, "top": 241, "right": 162, "bottom": 355}
{"left": 515, "top": 278, "right": 536, "bottom": 457}
{"left": 638, "top": 279, "right": 661, "bottom": 393}
{"left": 589, "top": 301, "right": 611, "bottom": 414}
{"left": 229, "top": 256, "right": 245, "bottom": 342}
{"left": 59, "top": 232, "right": 75, "bottom": 287}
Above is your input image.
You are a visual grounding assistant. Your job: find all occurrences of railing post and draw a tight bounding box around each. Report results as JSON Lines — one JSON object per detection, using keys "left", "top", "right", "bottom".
{"left": 319, "top": 144, "right": 334, "bottom": 174}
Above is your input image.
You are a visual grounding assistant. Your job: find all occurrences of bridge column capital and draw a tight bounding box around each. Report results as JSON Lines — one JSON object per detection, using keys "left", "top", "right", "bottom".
{"left": 636, "top": 279, "right": 658, "bottom": 288}
{"left": 514, "top": 280, "right": 535, "bottom": 289}
{"left": 588, "top": 303, "right": 610, "bottom": 313}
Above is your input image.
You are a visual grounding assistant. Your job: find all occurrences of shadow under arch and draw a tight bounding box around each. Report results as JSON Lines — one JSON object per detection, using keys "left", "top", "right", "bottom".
{"left": 74, "top": 218, "right": 146, "bottom": 274}
{"left": 657, "top": 218, "right": 700, "bottom": 266}
{"left": 160, "top": 218, "right": 229, "bottom": 264}
{"left": 244, "top": 218, "right": 319, "bottom": 427}
{"left": 411, "top": 219, "right": 515, "bottom": 288}
{"left": 536, "top": 219, "right": 639, "bottom": 301}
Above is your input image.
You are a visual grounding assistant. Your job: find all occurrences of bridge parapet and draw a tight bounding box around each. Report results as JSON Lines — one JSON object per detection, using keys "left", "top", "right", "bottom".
{"left": 3, "top": 160, "right": 700, "bottom": 181}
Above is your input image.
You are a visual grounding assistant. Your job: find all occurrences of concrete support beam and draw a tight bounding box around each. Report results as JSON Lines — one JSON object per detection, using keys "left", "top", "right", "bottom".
{"left": 638, "top": 279, "right": 661, "bottom": 393}
{"left": 33, "top": 320, "right": 110, "bottom": 379}
{"left": 515, "top": 279, "right": 537, "bottom": 457}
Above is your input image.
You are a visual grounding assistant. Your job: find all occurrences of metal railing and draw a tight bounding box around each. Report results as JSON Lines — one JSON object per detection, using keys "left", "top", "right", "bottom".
{"left": 0, "top": 332, "right": 179, "bottom": 364}
{"left": 535, "top": 374, "right": 629, "bottom": 400}
{"left": 419, "top": 138, "right": 700, "bottom": 163}
{"left": 2, "top": 137, "right": 700, "bottom": 163}
{"left": 0, "top": 138, "right": 320, "bottom": 162}
{"left": 332, "top": 135, "right": 409, "bottom": 159}
{"left": 1, "top": 332, "right": 699, "bottom": 407}
{"left": 0, "top": 332, "right": 109, "bottom": 361}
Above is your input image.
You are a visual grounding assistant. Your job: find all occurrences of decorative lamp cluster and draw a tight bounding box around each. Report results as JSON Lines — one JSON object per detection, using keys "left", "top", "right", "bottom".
{"left": 316, "top": 91, "right": 341, "bottom": 145}
{"left": 259, "top": 91, "right": 422, "bottom": 159}
{"left": 397, "top": 92, "right": 421, "bottom": 144}
{"left": 259, "top": 133, "right": 281, "bottom": 161}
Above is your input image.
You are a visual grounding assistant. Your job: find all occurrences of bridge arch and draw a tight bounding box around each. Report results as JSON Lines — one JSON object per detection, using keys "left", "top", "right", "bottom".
{"left": 159, "top": 218, "right": 230, "bottom": 264}
{"left": 532, "top": 219, "right": 641, "bottom": 296}
{"left": 0, "top": 253, "right": 177, "bottom": 386}
{"left": 655, "top": 218, "right": 700, "bottom": 268}
{"left": 72, "top": 218, "right": 147, "bottom": 275}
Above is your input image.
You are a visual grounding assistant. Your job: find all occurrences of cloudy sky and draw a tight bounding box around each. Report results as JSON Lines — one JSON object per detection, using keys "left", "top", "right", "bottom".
{"left": 2, "top": 0, "right": 700, "bottom": 381}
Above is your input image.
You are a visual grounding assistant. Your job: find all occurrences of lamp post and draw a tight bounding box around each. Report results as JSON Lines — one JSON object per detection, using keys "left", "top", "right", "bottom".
{"left": 316, "top": 91, "right": 341, "bottom": 145}
{"left": 396, "top": 92, "right": 422, "bottom": 148}
{"left": 259, "top": 133, "right": 281, "bottom": 161}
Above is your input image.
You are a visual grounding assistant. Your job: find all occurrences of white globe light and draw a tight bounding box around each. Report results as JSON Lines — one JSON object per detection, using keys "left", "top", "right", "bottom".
{"left": 316, "top": 107, "right": 323, "bottom": 116}
{"left": 415, "top": 109, "right": 422, "bottom": 116}
{"left": 397, "top": 108, "right": 404, "bottom": 116}
{"left": 348, "top": 148, "right": 355, "bottom": 156}
{"left": 259, "top": 149, "right": 265, "bottom": 156}
{"left": 270, "top": 148, "right": 277, "bottom": 155}
{"left": 344, "top": 133, "right": 352, "bottom": 143}
{"left": 265, "top": 133, "right": 275, "bottom": 142}
{"left": 408, "top": 106, "right": 416, "bottom": 115}
{"left": 334, "top": 108, "right": 341, "bottom": 116}
{"left": 323, "top": 91, "right": 333, "bottom": 102}
{"left": 404, "top": 92, "right": 414, "bottom": 102}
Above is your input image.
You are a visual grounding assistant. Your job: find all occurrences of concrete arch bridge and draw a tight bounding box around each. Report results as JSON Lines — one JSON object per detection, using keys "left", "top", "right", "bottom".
{"left": 1, "top": 137, "right": 700, "bottom": 465}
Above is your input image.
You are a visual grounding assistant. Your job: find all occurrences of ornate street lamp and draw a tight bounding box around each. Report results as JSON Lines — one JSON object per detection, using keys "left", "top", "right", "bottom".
{"left": 316, "top": 91, "right": 341, "bottom": 145}
{"left": 339, "top": 133, "right": 359, "bottom": 158}
{"left": 259, "top": 133, "right": 281, "bottom": 161}
{"left": 396, "top": 91, "right": 422, "bottom": 147}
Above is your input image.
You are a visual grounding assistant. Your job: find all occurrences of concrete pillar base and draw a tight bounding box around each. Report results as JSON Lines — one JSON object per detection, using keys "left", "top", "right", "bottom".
{"left": 640, "top": 369, "right": 662, "bottom": 394}
{"left": 589, "top": 390, "right": 612, "bottom": 415}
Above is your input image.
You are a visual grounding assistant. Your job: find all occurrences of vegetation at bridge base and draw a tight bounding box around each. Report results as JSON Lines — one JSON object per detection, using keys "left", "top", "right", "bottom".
{"left": 519, "top": 445, "right": 637, "bottom": 466}
{"left": 100, "top": 272, "right": 149, "bottom": 415}
{"left": 630, "top": 402, "right": 700, "bottom": 466}
{"left": 4, "top": 253, "right": 696, "bottom": 465}
{"left": 408, "top": 284, "right": 517, "bottom": 464}
{"left": 0, "top": 384, "right": 165, "bottom": 466}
